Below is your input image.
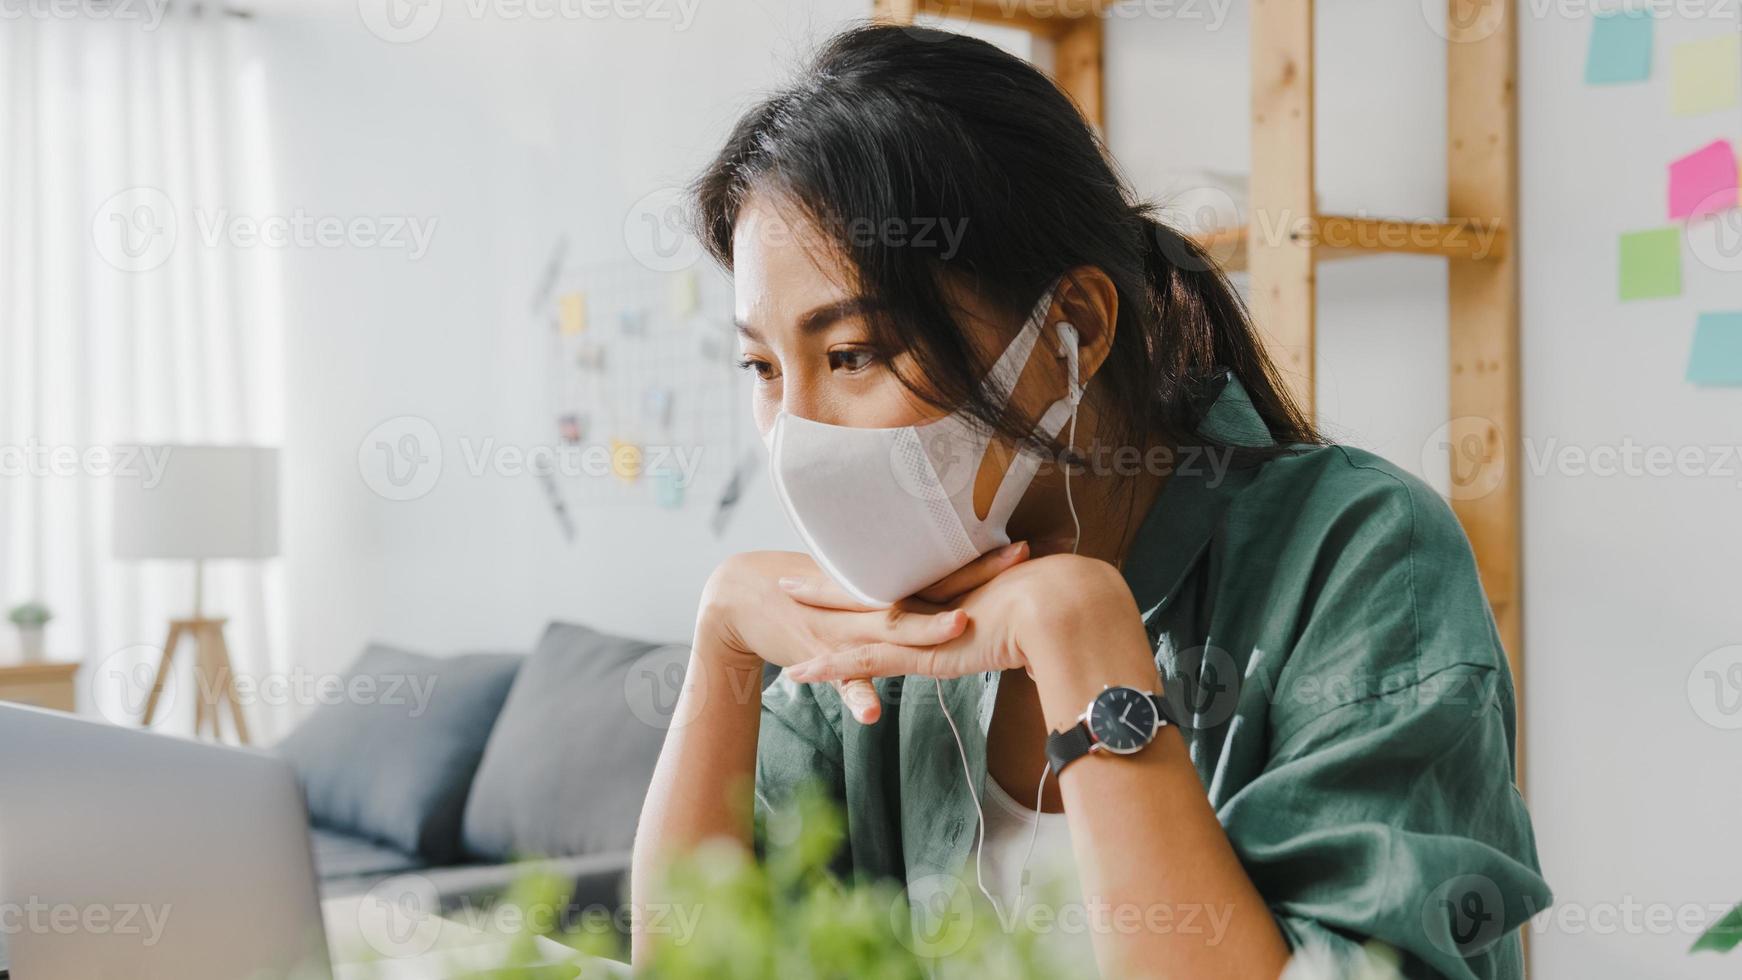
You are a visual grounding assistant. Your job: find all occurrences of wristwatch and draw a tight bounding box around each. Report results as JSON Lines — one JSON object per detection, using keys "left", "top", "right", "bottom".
{"left": 1045, "top": 684, "right": 1175, "bottom": 774}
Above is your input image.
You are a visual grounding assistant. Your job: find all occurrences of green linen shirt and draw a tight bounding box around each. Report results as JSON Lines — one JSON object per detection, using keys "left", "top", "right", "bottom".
{"left": 754, "top": 375, "right": 1551, "bottom": 978}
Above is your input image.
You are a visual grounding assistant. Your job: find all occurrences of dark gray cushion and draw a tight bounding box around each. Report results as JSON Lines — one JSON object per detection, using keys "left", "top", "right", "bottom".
{"left": 277, "top": 645, "right": 522, "bottom": 863}
{"left": 461, "top": 622, "right": 685, "bottom": 861}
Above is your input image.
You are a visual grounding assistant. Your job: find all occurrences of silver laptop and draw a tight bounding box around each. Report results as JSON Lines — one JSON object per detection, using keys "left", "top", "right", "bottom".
{"left": 0, "top": 704, "right": 618, "bottom": 980}
{"left": 0, "top": 703, "right": 334, "bottom": 979}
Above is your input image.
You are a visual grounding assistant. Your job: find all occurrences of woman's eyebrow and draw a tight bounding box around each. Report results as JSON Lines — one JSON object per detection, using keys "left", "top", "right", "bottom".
{"left": 736, "top": 297, "right": 877, "bottom": 341}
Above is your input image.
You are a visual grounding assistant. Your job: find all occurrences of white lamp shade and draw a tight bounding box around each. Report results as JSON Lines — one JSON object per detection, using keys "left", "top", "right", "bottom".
{"left": 112, "top": 445, "right": 279, "bottom": 560}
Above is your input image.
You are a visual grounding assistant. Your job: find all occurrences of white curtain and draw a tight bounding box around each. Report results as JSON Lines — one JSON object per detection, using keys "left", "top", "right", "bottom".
{"left": 0, "top": 8, "right": 287, "bottom": 738}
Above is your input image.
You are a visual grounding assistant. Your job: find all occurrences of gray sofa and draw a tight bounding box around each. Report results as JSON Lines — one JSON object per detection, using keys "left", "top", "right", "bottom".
{"left": 277, "top": 622, "right": 693, "bottom": 943}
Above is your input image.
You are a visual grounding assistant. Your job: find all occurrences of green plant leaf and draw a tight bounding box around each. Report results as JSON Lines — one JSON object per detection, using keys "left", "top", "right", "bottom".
{"left": 1692, "top": 902, "right": 1742, "bottom": 953}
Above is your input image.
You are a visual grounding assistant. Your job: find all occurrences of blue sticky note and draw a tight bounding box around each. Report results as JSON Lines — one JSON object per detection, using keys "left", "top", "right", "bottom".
{"left": 653, "top": 468, "right": 685, "bottom": 508}
{"left": 1585, "top": 10, "right": 1653, "bottom": 85}
{"left": 1688, "top": 312, "right": 1742, "bottom": 386}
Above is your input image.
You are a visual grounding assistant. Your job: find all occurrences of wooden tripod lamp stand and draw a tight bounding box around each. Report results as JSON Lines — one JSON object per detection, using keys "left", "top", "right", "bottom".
{"left": 112, "top": 445, "right": 279, "bottom": 744}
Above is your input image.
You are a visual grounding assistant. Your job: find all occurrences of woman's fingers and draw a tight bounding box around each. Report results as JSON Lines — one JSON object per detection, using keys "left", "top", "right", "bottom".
{"left": 788, "top": 643, "right": 966, "bottom": 684}
{"left": 855, "top": 604, "right": 966, "bottom": 648}
{"left": 914, "top": 540, "right": 1029, "bottom": 604}
{"left": 833, "top": 678, "right": 882, "bottom": 724}
{"left": 778, "top": 574, "right": 883, "bottom": 611}
{"left": 777, "top": 571, "right": 960, "bottom": 725}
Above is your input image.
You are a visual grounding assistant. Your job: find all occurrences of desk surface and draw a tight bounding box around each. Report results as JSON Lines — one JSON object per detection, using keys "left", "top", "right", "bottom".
{"left": 0, "top": 899, "right": 630, "bottom": 980}
{"left": 322, "top": 894, "right": 629, "bottom": 980}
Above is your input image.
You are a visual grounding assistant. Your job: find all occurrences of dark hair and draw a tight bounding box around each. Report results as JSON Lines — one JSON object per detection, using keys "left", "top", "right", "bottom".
{"left": 693, "top": 22, "right": 1318, "bottom": 461}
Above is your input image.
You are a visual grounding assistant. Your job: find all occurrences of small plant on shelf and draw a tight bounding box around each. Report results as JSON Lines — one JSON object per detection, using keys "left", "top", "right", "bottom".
{"left": 7, "top": 601, "right": 52, "bottom": 661}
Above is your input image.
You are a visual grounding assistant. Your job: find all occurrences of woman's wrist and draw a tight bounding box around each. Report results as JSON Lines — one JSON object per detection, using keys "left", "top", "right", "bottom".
{"left": 695, "top": 598, "right": 764, "bottom": 676}
{"left": 1016, "top": 555, "right": 1163, "bottom": 731}
{"left": 696, "top": 557, "right": 765, "bottom": 661}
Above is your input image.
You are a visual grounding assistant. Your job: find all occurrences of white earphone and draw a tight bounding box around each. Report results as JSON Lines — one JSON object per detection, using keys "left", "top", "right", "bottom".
{"left": 1056, "top": 321, "right": 1082, "bottom": 407}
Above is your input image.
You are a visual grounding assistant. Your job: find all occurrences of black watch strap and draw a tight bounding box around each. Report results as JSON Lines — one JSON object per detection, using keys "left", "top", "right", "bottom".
{"left": 1045, "top": 689, "right": 1176, "bottom": 775}
{"left": 1044, "top": 721, "right": 1094, "bottom": 774}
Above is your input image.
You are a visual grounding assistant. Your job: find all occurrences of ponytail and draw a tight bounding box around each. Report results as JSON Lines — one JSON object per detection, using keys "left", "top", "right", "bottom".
{"left": 1133, "top": 210, "right": 1320, "bottom": 448}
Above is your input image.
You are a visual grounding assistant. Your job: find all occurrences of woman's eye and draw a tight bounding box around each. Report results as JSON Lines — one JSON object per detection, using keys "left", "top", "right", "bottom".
{"left": 736, "top": 357, "right": 777, "bottom": 382}
{"left": 828, "top": 348, "right": 879, "bottom": 374}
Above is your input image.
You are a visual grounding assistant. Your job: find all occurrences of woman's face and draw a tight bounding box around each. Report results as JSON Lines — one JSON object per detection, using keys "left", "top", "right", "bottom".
{"left": 731, "top": 191, "right": 1124, "bottom": 555}
{"left": 732, "top": 194, "right": 941, "bottom": 437}
{"left": 732, "top": 193, "right": 1063, "bottom": 441}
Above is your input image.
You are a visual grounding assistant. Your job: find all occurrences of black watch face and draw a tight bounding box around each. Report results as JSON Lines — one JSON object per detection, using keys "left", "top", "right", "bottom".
{"left": 1086, "top": 686, "right": 1157, "bottom": 754}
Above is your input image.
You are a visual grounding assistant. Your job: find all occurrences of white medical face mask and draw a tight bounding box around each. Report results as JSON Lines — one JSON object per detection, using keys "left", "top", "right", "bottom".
{"left": 763, "top": 286, "right": 1082, "bottom": 607}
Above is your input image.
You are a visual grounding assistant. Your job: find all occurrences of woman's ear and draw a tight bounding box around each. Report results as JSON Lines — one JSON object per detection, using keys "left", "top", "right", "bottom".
{"left": 1053, "top": 266, "right": 1117, "bottom": 390}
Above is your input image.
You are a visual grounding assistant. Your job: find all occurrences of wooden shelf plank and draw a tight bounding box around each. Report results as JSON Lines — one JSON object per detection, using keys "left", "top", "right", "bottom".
{"left": 1314, "top": 216, "right": 1508, "bottom": 262}
{"left": 1190, "top": 225, "right": 1252, "bottom": 271}
{"left": 1189, "top": 215, "right": 1509, "bottom": 273}
{"left": 908, "top": 0, "right": 1114, "bottom": 37}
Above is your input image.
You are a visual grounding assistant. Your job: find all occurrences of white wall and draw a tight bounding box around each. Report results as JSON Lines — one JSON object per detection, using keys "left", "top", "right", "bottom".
{"left": 1517, "top": 10, "right": 1742, "bottom": 979}
{"left": 262, "top": 1, "right": 860, "bottom": 676}
{"left": 258, "top": 2, "right": 1741, "bottom": 975}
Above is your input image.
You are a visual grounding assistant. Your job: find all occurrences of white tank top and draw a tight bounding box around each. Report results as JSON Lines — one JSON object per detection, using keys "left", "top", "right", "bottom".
{"left": 979, "top": 774, "right": 1098, "bottom": 976}
{"left": 980, "top": 773, "right": 1075, "bottom": 909}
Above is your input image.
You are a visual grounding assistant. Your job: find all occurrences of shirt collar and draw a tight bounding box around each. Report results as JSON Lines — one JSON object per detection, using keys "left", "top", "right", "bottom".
{"left": 1119, "top": 373, "right": 1272, "bottom": 624}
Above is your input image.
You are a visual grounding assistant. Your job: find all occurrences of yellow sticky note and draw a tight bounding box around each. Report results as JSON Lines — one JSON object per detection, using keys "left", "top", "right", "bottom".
{"left": 609, "top": 439, "right": 642, "bottom": 482}
{"left": 558, "top": 291, "right": 588, "bottom": 336}
{"left": 1671, "top": 34, "right": 1740, "bottom": 117}
{"left": 669, "top": 270, "right": 697, "bottom": 317}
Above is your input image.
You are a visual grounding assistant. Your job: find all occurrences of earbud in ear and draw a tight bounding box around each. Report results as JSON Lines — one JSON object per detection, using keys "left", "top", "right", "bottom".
{"left": 1054, "top": 322, "right": 1082, "bottom": 406}
{"left": 1054, "top": 321, "right": 1077, "bottom": 357}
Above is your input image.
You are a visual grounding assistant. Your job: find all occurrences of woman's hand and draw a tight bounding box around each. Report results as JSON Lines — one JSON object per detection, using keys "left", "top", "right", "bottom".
{"left": 782, "top": 553, "right": 1145, "bottom": 698}
{"left": 697, "top": 541, "right": 1032, "bottom": 723}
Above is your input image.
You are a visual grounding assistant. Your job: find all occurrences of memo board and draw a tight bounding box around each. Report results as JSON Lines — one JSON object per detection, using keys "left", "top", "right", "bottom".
{"left": 533, "top": 251, "right": 752, "bottom": 528}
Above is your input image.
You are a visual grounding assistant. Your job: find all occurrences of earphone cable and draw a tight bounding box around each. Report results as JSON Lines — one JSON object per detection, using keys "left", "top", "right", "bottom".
{"left": 939, "top": 329, "right": 1081, "bottom": 921}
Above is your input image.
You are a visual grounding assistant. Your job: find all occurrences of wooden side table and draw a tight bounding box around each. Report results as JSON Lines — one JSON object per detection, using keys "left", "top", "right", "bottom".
{"left": 0, "top": 657, "right": 80, "bottom": 712}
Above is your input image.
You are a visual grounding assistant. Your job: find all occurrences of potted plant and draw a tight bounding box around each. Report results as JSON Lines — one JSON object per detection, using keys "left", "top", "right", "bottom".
{"left": 8, "top": 601, "right": 52, "bottom": 662}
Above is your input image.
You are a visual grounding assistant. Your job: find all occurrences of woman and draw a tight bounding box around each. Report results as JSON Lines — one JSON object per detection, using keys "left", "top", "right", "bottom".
{"left": 633, "top": 23, "right": 1548, "bottom": 980}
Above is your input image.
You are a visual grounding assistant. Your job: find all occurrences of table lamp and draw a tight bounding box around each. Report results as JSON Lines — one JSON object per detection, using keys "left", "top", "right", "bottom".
{"left": 112, "top": 445, "right": 278, "bottom": 743}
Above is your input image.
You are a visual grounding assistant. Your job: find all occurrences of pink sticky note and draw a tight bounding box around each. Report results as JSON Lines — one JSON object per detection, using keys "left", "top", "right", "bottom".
{"left": 1669, "top": 139, "right": 1738, "bottom": 220}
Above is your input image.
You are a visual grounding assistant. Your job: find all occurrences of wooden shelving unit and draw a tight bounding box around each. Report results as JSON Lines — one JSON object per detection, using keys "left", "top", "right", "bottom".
{"left": 872, "top": 0, "right": 1525, "bottom": 768}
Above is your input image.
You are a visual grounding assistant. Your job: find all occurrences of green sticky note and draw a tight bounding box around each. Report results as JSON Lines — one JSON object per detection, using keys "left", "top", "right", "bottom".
{"left": 1688, "top": 312, "right": 1742, "bottom": 386}
{"left": 1585, "top": 10, "right": 1653, "bottom": 85}
{"left": 1619, "top": 228, "right": 1682, "bottom": 300}
{"left": 1671, "top": 33, "right": 1741, "bottom": 116}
